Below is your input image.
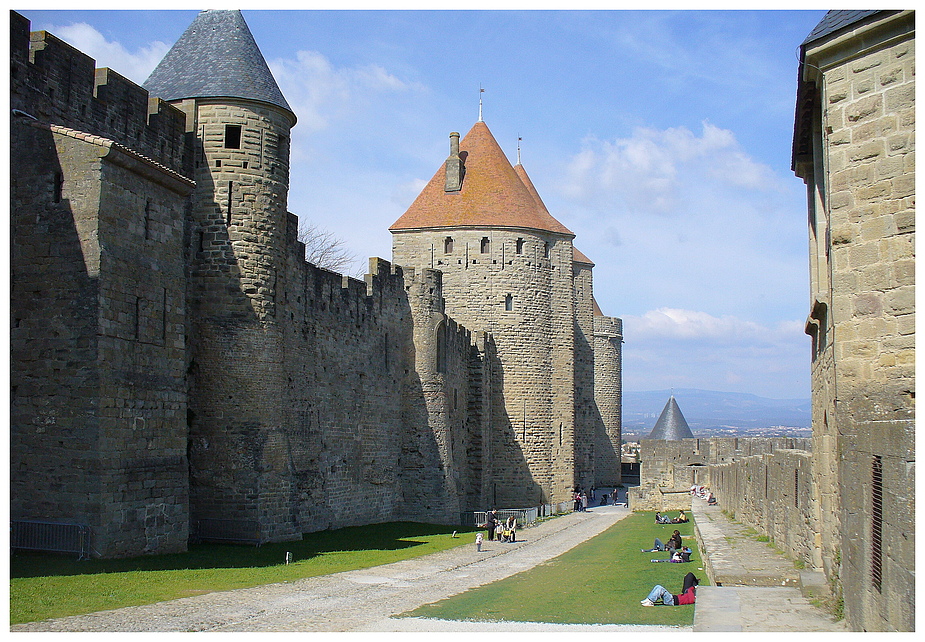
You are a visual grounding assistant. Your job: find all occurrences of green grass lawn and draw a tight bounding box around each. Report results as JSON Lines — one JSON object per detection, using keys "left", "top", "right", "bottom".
{"left": 10, "top": 521, "right": 476, "bottom": 625}
{"left": 404, "top": 511, "right": 704, "bottom": 627}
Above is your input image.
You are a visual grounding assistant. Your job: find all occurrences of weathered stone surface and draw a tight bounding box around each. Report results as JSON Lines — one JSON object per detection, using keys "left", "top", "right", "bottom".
{"left": 794, "top": 10, "right": 915, "bottom": 633}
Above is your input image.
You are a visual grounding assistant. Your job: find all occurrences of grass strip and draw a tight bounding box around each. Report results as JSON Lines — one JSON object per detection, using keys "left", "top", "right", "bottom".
{"left": 404, "top": 511, "right": 704, "bottom": 627}
{"left": 10, "top": 521, "right": 476, "bottom": 625}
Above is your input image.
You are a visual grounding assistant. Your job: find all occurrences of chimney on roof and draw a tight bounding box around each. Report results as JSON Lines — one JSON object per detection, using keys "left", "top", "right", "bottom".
{"left": 445, "top": 131, "right": 465, "bottom": 192}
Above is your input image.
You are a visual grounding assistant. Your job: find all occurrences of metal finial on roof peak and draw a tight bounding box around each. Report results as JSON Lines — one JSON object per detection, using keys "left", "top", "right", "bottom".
{"left": 478, "top": 85, "right": 484, "bottom": 122}
{"left": 517, "top": 135, "right": 522, "bottom": 165}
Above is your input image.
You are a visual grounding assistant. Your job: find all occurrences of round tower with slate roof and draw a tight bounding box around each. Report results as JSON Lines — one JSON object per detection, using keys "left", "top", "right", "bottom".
{"left": 391, "top": 120, "right": 580, "bottom": 506}
{"left": 144, "top": 10, "right": 300, "bottom": 541}
{"left": 145, "top": 9, "right": 296, "bottom": 323}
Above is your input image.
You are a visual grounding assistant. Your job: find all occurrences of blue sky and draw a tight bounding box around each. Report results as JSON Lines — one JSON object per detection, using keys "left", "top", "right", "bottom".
{"left": 19, "top": 6, "right": 828, "bottom": 400}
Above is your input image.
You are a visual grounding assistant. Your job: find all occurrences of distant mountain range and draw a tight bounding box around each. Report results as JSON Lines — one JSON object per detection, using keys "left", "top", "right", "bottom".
{"left": 623, "top": 388, "right": 811, "bottom": 439}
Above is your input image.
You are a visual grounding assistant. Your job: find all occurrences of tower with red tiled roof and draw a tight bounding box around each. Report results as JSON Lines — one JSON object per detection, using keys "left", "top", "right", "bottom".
{"left": 391, "top": 120, "right": 621, "bottom": 504}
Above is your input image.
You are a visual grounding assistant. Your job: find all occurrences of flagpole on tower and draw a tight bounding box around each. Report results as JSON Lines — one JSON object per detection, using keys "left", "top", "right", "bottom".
{"left": 478, "top": 85, "right": 484, "bottom": 122}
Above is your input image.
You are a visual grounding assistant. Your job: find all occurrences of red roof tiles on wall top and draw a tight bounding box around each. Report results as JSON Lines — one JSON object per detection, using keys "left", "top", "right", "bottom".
{"left": 390, "top": 121, "right": 573, "bottom": 236}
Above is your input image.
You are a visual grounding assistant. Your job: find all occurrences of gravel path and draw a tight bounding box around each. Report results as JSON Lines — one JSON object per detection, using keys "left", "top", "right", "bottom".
{"left": 13, "top": 505, "right": 686, "bottom": 632}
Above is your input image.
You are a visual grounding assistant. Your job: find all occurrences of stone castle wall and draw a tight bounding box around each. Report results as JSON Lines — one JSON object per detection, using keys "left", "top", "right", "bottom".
{"left": 795, "top": 11, "right": 915, "bottom": 631}
{"left": 10, "top": 117, "right": 194, "bottom": 556}
{"left": 709, "top": 448, "right": 816, "bottom": 564}
{"left": 631, "top": 437, "right": 812, "bottom": 513}
{"left": 10, "top": 12, "right": 187, "bottom": 174}
{"left": 10, "top": 12, "right": 483, "bottom": 554}
{"left": 179, "top": 90, "right": 482, "bottom": 539}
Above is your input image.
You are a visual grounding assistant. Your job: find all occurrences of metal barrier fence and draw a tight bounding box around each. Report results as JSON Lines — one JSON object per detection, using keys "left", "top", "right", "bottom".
{"left": 193, "top": 518, "right": 263, "bottom": 545}
{"left": 11, "top": 520, "right": 90, "bottom": 559}
{"left": 469, "top": 501, "right": 574, "bottom": 529}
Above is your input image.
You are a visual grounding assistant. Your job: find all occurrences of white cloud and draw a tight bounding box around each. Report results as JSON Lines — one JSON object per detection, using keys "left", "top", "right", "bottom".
{"left": 46, "top": 23, "right": 169, "bottom": 85}
{"left": 624, "top": 307, "right": 801, "bottom": 344}
{"left": 623, "top": 308, "right": 810, "bottom": 394}
{"left": 559, "top": 122, "right": 782, "bottom": 215}
{"left": 269, "top": 51, "right": 421, "bottom": 135}
{"left": 620, "top": 308, "right": 810, "bottom": 398}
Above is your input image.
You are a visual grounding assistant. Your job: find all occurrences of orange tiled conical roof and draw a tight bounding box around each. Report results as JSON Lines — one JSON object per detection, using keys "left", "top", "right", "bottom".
{"left": 390, "top": 121, "right": 573, "bottom": 236}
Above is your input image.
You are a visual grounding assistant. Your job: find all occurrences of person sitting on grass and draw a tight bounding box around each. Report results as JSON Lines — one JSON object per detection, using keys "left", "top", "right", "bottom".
{"left": 654, "top": 512, "right": 672, "bottom": 524}
{"left": 641, "top": 572, "right": 699, "bottom": 606}
{"left": 667, "top": 529, "right": 683, "bottom": 551}
{"left": 650, "top": 546, "right": 692, "bottom": 563}
{"left": 672, "top": 510, "right": 689, "bottom": 523}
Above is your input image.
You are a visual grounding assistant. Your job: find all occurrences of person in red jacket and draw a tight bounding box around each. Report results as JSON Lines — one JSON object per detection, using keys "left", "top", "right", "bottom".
{"left": 640, "top": 572, "right": 699, "bottom": 606}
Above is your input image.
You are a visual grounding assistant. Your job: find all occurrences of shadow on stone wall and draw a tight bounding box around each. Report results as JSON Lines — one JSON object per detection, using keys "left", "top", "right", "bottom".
{"left": 482, "top": 350, "right": 545, "bottom": 509}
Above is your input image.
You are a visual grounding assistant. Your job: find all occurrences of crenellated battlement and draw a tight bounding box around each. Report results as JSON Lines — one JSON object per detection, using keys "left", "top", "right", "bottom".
{"left": 10, "top": 11, "right": 189, "bottom": 175}
{"left": 594, "top": 315, "right": 623, "bottom": 338}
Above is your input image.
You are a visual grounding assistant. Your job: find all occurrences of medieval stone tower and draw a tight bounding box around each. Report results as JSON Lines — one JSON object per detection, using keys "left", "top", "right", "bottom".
{"left": 391, "top": 121, "right": 623, "bottom": 505}
{"left": 144, "top": 10, "right": 301, "bottom": 541}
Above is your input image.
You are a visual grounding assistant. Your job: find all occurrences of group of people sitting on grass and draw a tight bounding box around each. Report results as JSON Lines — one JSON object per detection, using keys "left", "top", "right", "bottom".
{"left": 639, "top": 517, "right": 700, "bottom": 606}
{"left": 654, "top": 510, "right": 688, "bottom": 524}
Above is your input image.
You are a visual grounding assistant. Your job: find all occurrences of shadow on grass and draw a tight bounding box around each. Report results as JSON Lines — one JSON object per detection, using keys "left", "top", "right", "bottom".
{"left": 11, "top": 521, "right": 478, "bottom": 579}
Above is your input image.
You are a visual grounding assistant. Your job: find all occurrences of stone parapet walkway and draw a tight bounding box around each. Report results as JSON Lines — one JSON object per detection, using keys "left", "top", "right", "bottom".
{"left": 690, "top": 500, "right": 847, "bottom": 632}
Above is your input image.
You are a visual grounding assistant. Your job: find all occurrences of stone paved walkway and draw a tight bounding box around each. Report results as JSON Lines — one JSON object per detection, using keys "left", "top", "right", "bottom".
{"left": 690, "top": 500, "right": 847, "bottom": 632}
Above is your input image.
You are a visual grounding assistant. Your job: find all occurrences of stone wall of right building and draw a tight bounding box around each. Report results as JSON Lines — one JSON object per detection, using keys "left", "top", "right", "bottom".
{"left": 793, "top": 10, "right": 914, "bottom": 631}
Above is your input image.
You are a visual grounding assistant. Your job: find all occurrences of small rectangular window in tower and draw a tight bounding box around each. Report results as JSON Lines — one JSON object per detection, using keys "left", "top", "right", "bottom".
{"left": 225, "top": 124, "right": 242, "bottom": 149}
{"left": 480, "top": 237, "right": 490, "bottom": 253}
{"left": 277, "top": 134, "right": 289, "bottom": 160}
{"left": 504, "top": 294, "right": 513, "bottom": 311}
{"left": 543, "top": 242, "right": 550, "bottom": 258}
{"left": 871, "top": 455, "right": 883, "bottom": 592}
{"left": 516, "top": 238, "right": 524, "bottom": 254}
{"left": 444, "top": 237, "right": 454, "bottom": 253}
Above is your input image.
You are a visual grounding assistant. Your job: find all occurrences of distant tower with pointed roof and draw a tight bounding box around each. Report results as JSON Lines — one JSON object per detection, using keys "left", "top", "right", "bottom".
{"left": 647, "top": 395, "right": 694, "bottom": 440}
{"left": 391, "top": 120, "right": 623, "bottom": 504}
{"left": 144, "top": 10, "right": 300, "bottom": 539}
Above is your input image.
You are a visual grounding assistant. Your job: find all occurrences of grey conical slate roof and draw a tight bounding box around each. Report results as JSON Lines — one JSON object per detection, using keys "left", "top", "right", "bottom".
{"left": 647, "top": 395, "right": 694, "bottom": 440}
{"left": 144, "top": 10, "right": 294, "bottom": 120}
